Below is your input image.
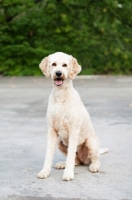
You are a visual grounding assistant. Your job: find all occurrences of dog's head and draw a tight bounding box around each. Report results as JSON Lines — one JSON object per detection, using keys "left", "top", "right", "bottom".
{"left": 39, "top": 52, "right": 81, "bottom": 87}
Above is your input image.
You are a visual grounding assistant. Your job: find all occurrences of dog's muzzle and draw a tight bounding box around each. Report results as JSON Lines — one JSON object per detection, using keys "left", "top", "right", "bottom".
{"left": 54, "top": 71, "right": 64, "bottom": 86}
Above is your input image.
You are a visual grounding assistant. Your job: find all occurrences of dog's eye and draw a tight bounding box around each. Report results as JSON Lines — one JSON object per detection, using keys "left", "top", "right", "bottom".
{"left": 62, "top": 63, "right": 67, "bottom": 67}
{"left": 52, "top": 63, "right": 57, "bottom": 66}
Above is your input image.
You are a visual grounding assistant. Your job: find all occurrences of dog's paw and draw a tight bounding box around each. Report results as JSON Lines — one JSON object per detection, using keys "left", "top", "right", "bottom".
{"left": 37, "top": 169, "right": 50, "bottom": 179}
{"left": 62, "top": 170, "right": 74, "bottom": 181}
{"left": 89, "top": 162, "right": 100, "bottom": 173}
{"left": 55, "top": 162, "right": 66, "bottom": 169}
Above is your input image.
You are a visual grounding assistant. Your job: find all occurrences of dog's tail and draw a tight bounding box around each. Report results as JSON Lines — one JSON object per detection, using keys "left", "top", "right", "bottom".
{"left": 100, "top": 148, "right": 109, "bottom": 155}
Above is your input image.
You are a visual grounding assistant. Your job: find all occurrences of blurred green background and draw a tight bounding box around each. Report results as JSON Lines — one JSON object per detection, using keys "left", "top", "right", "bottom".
{"left": 0, "top": 0, "right": 132, "bottom": 76}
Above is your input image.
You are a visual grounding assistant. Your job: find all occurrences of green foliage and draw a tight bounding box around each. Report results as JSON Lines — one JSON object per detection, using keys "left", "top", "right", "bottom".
{"left": 0, "top": 0, "right": 132, "bottom": 75}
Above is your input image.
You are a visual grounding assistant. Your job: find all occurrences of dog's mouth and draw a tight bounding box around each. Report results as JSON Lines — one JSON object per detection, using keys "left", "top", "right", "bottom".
{"left": 54, "top": 78, "right": 64, "bottom": 86}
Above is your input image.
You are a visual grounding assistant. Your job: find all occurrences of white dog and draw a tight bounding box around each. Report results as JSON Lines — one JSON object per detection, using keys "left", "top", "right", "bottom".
{"left": 37, "top": 52, "right": 108, "bottom": 181}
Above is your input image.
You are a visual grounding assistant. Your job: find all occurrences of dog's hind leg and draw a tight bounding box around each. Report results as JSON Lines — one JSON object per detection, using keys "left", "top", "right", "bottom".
{"left": 86, "top": 135, "right": 101, "bottom": 173}
{"left": 55, "top": 139, "right": 67, "bottom": 169}
{"left": 76, "top": 141, "right": 91, "bottom": 165}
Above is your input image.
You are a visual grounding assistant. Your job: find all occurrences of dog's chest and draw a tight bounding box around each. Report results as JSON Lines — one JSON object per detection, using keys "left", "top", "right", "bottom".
{"left": 49, "top": 103, "right": 70, "bottom": 137}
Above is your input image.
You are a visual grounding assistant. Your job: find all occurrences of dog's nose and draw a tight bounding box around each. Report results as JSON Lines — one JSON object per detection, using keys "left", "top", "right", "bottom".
{"left": 56, "top": 71, "right": 62, "bottom": 77}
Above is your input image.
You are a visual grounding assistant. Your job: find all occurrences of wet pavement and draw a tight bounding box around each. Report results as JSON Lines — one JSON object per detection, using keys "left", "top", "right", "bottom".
{"left": 0, "top": 76, "right": 132, "bottom": 200}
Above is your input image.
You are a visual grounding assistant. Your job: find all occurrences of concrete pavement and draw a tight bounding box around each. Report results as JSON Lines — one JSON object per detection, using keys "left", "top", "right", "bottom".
{"left": 0, "top": 76, "right": 132, "bottom": 199}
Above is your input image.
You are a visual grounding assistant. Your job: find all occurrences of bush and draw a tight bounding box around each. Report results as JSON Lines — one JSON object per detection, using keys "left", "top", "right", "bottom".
{"left": 0, "top": 0, "right": 132, "bottom": 75}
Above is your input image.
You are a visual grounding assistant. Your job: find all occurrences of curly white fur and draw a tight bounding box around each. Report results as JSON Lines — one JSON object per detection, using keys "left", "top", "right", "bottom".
{"left": 37, "top": 52, "right": 108, "bottom": 181}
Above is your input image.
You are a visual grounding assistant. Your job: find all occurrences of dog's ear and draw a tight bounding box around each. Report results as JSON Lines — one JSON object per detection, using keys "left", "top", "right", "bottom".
{"left": 69, "top": 56, "right": 81, "bottom": 79}
{"left": 39, "top": 57, "right": 50, "bottom": 78}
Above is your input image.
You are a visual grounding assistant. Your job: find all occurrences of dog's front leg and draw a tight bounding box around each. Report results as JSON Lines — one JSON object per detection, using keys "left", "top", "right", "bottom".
{"left": 37, "top": 128, "right": 57, "bottom": 179}
{"left": 62, "top": 129, "right": 79, "bottom": 181}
